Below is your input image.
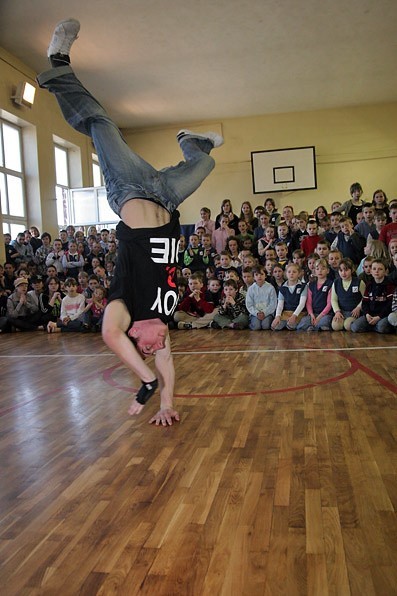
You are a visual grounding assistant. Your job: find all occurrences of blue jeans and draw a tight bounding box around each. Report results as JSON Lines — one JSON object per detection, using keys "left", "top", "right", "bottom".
{"left": 350, "top": 315, "right": 393, "bottom": 334}
{"left": 37, "top": 66, "right": 215, "bottom": 216}
{"left": 249, "top": 314, "right": 273, "bottom": 330}
{"left": 297, "top": 313, "right": 333, "bottom": 331}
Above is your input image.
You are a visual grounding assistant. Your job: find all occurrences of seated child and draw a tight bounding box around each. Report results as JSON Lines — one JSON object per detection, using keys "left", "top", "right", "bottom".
{"left": 177, "top": 276, "right": 188, "bottom": 303}
{"left": 292, "top": 249, "right": 306, "bottom": 274}
{"left": 331, "top": 258, "right": 365, "bottom": 331}
{"left": 205, "top": 277, "right": 222, "bottom": 307}
{"left": 1, "top": 277, "right": 38, "bottom": 332}
{"left": 297, "top": 258, "right": 333, "bottom": 331}
{"left": 271, "top": 263, "right": 307, "bottom": 330}
{"left": 77, "top": 270, "right": 89, "bottom": 293}
{"left": 47, "top": 277, "right": 86, "bottom": 333}
{"left": 356, "top": 238, "right": 389, "bottom": 276}
{"left": 215, "top": 251, "right": 232, "bottom": 281}
{"left": 331, "top": 217, "right": 365, "bottom": 265}
{"left": 387, "top": 246, "right": 397, "bottom": 284}
{"left": 274, "top": 241, "right": 289, "bottom": 269}
{"left": 239, "top": 266, "right": 254, "bottom": 300}
{"left": 350, "top": 259, "right": 394, "bottom": 334}
{"left": 213, "top": 279, "right": 249, "bottom": 329}
{"left": 327, "top": 249, "right": 342, "bottom": 281}
{"left": 357, "top": 255, "right": 374, "bottom": 285}
{"left": 174, "top": 272, "right": 215, "bottom": 329}
{"left": 269, "top": 263, "right": 285, "bottom": 294}
{"left": 315, "top": 239, "right": 330, "bottom": 260}
{"left": 245, "top": 265, "right": 277, "bottom": 330}
{"left": 84, "top": 285, "right": 108, "bottom": 331}
{"left": 40, "top": 276, "right": 64, "bottom": 326}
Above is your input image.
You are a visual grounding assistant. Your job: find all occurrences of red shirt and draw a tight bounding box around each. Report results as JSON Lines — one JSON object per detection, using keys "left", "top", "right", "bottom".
{"left": 301, "top": 234, "right": 322, "bottom": 257}
{"left": 379, "top": 222, "right": 397, "bottom": 246}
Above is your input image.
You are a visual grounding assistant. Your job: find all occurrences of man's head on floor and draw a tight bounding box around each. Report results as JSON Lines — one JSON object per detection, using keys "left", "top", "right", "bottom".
{"left": 128, "top": 318, "right": 167, "bottom": 357}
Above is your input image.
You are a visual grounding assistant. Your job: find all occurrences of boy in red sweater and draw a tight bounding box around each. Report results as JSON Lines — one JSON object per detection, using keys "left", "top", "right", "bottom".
{"left": 301, "top": 220, "right": 323, "bottom": 257}
{"left": 174, "top": 273, "right": 215, "bottom": 329}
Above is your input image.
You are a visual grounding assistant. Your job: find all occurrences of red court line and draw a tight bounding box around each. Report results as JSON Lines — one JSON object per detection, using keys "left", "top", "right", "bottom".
{"left": 341, "top": 352, "right": 397, "bottom": 395}
{"left": 101, "top": 351, "right": 360, "bottom": 397}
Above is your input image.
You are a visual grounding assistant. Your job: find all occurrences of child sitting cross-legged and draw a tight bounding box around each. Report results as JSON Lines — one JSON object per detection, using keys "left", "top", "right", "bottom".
{"left": 174, "top": 272, "right": 215, "bottom": 329}
{"left": 213, "top": 279, "right": 249, "bottom": 329}
{"left": 47, "top": 276, "right": 86, "bottom": 333}
{"left": 271, "top": 263, "right": 308, "bottom": 331}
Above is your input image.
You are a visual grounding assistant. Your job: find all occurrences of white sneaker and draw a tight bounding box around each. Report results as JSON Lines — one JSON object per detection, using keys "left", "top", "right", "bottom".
{"left": 177, "top": 129, "right": 224, "bottom": 148}
{"left": 47, "top": 18, "right": 80, "bottom": 57}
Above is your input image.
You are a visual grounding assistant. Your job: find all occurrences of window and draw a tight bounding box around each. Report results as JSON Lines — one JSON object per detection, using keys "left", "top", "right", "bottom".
{"left": 54, "top": 145, "right": 70, "bottom": 226}
{"left": 92, "top": 154, "right": 104, "bottom": 187}
{"left": 0, "top": 120, "right": 27, "bottom": 236}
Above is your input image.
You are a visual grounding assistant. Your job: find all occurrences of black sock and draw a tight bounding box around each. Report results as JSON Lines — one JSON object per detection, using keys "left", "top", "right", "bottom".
{"left": 50, "top": 53, "right": 71, "bottom": 68}
{"left": 135, "top": 379, "right": 158, "bottom": 405}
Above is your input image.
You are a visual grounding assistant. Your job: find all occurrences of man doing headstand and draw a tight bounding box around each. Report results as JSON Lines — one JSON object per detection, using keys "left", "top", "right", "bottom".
{"left": 38, "top": 18, "right": 223, "bottom": 425}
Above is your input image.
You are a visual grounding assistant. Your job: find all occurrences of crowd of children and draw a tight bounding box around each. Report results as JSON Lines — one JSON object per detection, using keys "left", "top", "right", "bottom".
{"left": 0, "top": 224, "right": 112, "bottom": 333}
{"left": 1, "top": 182, "right": 397, "bottom": 336}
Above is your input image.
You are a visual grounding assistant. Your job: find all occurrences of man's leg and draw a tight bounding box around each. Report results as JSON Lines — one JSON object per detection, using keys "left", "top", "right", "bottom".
{"left": 38, "top": 66, "right": 160, "bottom": 215}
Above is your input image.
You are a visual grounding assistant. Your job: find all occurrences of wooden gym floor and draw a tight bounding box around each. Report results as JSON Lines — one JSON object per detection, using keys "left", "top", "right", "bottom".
{"left": 0, "top": 330, "right": 396, "bottom": 595}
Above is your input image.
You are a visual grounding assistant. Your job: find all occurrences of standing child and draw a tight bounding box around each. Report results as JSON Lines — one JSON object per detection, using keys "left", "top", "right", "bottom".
{"left": 271, "top": 263, "right": 307, "bottom": 330}
{"left": 297, "top": 258, "right": 333, "bottom": 331}
{"left": 368, "top": 210, "right": 387, "bottom": 241}
{"left": 245, "top": 266, "right": 277, "bottom": 330}
{"left": 301, "top": 220, "right": 323, "bottom": 257}
{"left": 212, "top": 215, "right": 235, "bottom": 253}
{"left": 213, "top": 279, "right": 249, "bottom": 329}
{"left": 331, "top": 258, "right": 365, "bottom": 331}
{"left": 62, "top": 240, "right": 84, "bottom": 279}
{"left": 350, "top": 260, "right": 394, "bottom": 333}
{"left": 331, "top": 217, "right": 365, "bottom": 265}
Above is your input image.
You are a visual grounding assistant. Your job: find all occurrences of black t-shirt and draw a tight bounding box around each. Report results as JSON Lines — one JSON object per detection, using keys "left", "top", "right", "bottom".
{"left": 108, "top": 210, "right": 181, "bottom": 323}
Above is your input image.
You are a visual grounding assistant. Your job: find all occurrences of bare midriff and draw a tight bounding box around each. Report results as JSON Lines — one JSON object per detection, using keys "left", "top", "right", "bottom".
{"left": 121, "top": 198, "right": 170, "bottom": 229}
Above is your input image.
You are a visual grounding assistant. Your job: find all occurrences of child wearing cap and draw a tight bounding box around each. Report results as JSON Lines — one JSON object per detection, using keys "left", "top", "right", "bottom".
{"left": 1, "top": 278, "right": 39, "bottom": 332}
